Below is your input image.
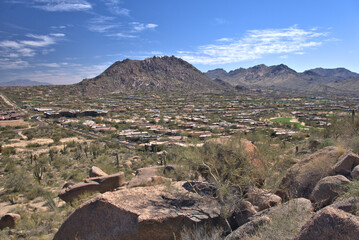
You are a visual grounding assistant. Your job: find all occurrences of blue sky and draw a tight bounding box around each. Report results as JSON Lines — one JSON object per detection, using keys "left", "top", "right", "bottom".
{"left": 0, "top": 0, "right": 358, "bottom": 84}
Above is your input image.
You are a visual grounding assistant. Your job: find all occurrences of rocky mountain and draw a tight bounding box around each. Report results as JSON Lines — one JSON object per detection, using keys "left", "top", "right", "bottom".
{"left": 304, "top": 68, "right": 359, "bottom": 82}
{"left": 77, "top": 56, "right": 231, "bottom": 95}
{"left": 0, "top": 79, "right": 52, "bottom": 86}
{"left": 204, "top": 65, "right": 359, "bottom": 94}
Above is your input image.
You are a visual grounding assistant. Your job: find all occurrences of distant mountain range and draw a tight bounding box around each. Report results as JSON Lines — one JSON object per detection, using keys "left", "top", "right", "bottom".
{"left": 204, "top": 65, "right": 359, "bottom": 94}
{"left": 76, "top": 56, "right": 229, "bottom": 95}
{"left": 0, "top": 79, "right": 52, "bottom": 86}
{"left": 2, "top": 57, "right": 358, "bottom": 96}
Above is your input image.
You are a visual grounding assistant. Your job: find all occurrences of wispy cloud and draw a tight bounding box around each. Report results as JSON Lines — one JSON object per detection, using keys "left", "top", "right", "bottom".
{"left": 5, "top": 0, "right": 92, "bottom": 11}
{"left": 87, "top": 16, "right": 121, "bottom": 33}
{"left": 108, "top": 32, "right": 136, "bottom": 38}
{"left": 0, "top": 58, "right": 29, "bottom": 69}
{"left": 33, "top": 0, "right": 92, "bottom": 12}
{"left": 0, "top": 33, "right": 65, "bottom": 69}
{"left": 103, "top": 0, "right": 130, "bottom": 16}
{"left": 178, "top": 26, "right": 329, "bottom": 65}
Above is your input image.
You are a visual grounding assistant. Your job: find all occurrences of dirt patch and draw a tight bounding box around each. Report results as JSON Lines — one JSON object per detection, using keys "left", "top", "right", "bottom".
{"left": 3, "top": 138, "right": 54, "bottom": 148}
{"left": 0, "top": 119, "right": 28, "bottom": 127}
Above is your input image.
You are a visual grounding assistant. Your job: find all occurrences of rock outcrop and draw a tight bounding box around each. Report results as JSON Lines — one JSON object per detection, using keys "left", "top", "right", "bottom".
{"left": 294, "top": 207, "right": 359, "bottom": 240}
{"left": 276, "top": 146, "right": 342, "bottom": 199}
{"left": 58, "top": 172, "right": 125, "bottom": 203}
{"left": 54, "top": 181, "right": 221, "bottom": 240}
{"left": 310, "top": 175, "right": 350, "bottom": 209}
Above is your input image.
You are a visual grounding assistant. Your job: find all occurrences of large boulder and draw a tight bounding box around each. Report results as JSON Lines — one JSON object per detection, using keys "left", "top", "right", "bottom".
{"left": 310, "top": 175, "right": 350, "bottom": 209}
{"left": 331, "top": 151, "right": 359, "bottom": 176}
{"left": 294, "top": 207, "right": 359, "bottom": 240}
{"left": 0, "top": 213, "right": 21, "bottom": 230}
{"left": 89, "top": 166, "right": 108, "bottom": 178}
{"left": 59, "top": 172, "right": 125, "bottom": 203}
{"left": 277, "top": 146, "right": 342, "bottom": 199}
{"left": 225, "top": 216, "right": 271, "bottom": 240}
{"left": 54, "top": 181, "right": 221, "bottom": 240}
{"left": 247, "top": 186, "right": 282, "bottom": 211}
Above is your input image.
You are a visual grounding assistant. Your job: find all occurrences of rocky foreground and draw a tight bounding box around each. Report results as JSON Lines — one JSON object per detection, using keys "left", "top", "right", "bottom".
{"left": 2, "top": 146, "right": 359, "bottom": 239}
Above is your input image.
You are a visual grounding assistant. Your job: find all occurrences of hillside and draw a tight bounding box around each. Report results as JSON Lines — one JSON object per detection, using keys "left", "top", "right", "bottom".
{"left": 204, "top": 65, "right": 359, "bottom": 94}
{"left": 77, "top": 56, "right": 230, "bottom": 95}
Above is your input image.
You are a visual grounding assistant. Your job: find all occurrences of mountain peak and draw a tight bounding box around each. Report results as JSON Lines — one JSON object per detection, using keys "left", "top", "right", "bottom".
{"left": 78, "top": 56, "right": 230, "bottom": 95}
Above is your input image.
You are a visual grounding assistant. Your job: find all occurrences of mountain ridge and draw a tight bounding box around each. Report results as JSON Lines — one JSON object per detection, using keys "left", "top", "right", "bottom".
{"left": 204, "top": 64, "right": 359, "bottom": 94}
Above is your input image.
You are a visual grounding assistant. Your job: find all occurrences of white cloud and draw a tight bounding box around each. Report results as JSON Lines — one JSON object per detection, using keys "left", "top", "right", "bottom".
{"left": 216, "top": 38, "right": 233, "bottom": 42}
{"left": 50, "top": 33, "right": 66, "bottom": 37}
{"left": 130, "top": 22, "right": 158, "bottom": 32}
{"left": 33, "top": 0, "right": 92, "bottom": 12}
{"left": 20, "top": 34, "right": 56, "bottom": 47}
{"left": 109, "top": 32, "right": 137, "bottom": 38}
{"left": 179, "top": 26, "right": 328, "bottom": 65}
{"left": 0, "top": 40, "right": 22, "bottom": 49}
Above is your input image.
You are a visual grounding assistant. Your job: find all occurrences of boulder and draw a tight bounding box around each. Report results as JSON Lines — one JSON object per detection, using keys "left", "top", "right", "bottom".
{"left": 59, "top": 172, "right": 125, "bottom": 203}
{"left": 54, "top": 181, "right": 221, "bottom": 240}
{"left": 276, "top": 146, "right": 342, "bottom": 200}
{"left": 0, "top": 213, "right": 21, "bottom": 230}
{"left": 227, "top": 200, "right": 258, "bottom": 231}
{"left": 330, "top": 197, "right": 359, "bottom": 215}
{"left": 250, "top": 198, "right": 313, "bottom": 221}
{"left": 310, "top": 175, "right": 350, "bottom": 209}
{"left": 247, "top": 186, "right": 282, "bottom": 211}
{"left": 89, "top": 166, "right": 108, "bottom": 178}
{"left": 127, "top": 166, "right": 174, "bottom": 188}
{"left": 331, "top": 151, "right": 359, "bottom": 176}
{"left": 225, "top": 216, "right": 271, "bottom": 240}
{"left": 294, "top": 207, "right": 359, "bottom": 240}
{"left": 351, "top": 165, "right": 359, "bottom": 180}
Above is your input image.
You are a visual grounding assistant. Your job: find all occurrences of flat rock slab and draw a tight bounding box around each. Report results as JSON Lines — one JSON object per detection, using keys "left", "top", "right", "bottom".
{"left": 58, "top": 172, "right": 125, "bottom": 203}
{"left": 54, "top": 181, "right": 221, "bottom": 240}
